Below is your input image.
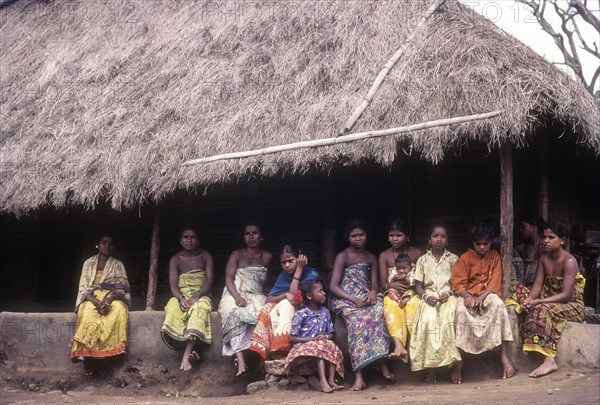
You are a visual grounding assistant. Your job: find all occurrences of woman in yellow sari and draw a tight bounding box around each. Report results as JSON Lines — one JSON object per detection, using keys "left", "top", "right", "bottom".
{"left": 161, "top": 228, "right": 214, "bottom": 371}
{"left": 71, "top": 235, "right": 130, "bottom": 375}
{"left": 378, "top": 218, "right": 422, "bottom": 362}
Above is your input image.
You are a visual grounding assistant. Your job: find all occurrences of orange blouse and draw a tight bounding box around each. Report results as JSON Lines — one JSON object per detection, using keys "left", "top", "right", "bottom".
{"left": 451, "top": 249, "right": 502, "bottom": 298}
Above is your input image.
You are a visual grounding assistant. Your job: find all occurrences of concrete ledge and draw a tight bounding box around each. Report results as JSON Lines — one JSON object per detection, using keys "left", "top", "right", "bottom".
{"left": 1, "top": 311, "right": 598, "bottom": 380}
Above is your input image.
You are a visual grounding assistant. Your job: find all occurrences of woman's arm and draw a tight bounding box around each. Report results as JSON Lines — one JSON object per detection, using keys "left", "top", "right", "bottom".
{"left": 364, "top": 254, "right": 379, "bottom": 305}
{"left": 288, "top": 254, "right": 307, "bottom": 297}
{"left": 225, "top": 251, "right": 247, "bottom": 307}
{"left": 329, "top": 251, "right": 362, "bottom": 307}
{"left": 527, "top": 259, "right": 546, "bottom": 300}
{"left": 289, "top": 335, "right": 315, "bottom": 343}
{"left": 536, "top": 256, "right": 578, "bottom": 304}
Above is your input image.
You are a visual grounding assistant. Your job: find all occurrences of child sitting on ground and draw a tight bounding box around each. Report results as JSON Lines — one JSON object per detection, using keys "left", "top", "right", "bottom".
{"left": 285, "top": 281, "right": 345, "bottom": 393}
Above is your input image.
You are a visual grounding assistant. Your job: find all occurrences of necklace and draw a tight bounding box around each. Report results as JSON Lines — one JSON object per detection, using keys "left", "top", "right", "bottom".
{"left": 244, "top": 248, "right": 263, "bottom": 264}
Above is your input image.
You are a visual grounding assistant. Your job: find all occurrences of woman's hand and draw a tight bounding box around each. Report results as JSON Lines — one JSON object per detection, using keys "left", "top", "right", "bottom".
{"left": 522, "top": 297, "right": 539, "bottom": 311}
{"left": 234, "top": 294, "right": 248, "bottom": 307}
{"left": 388, "top": 279, "right": 409, "bottom": 294}
{"left": 296, "top": 254, "right": 308, "bottom": 270}
{"left": 438, "top": 291, "right": 452, "bottom": 303}
{"left": 352, "top": 297, "right": 364, "bottom": 308}
{"left": 464, "top": 294, "right": 480, "bottom": 309}
{"left": 363, "top": 290, "right": 378, "bottom": 306}
{"left": 284, "top": 292, "right": 295, "bottom": 302}
{"left": 178, "top": 297, "right": 190, "bottom": 311}
{"left": 423, "top": 294, "right": 438, "bottom": 307}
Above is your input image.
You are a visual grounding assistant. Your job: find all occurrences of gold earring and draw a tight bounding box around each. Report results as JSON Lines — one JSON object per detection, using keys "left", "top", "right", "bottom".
{"left": 95, "top": 245, "right": 98, "bottom": 248}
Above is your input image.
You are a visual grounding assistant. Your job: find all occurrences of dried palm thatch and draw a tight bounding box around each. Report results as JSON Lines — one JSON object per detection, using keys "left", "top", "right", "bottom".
{"left": 0, "top": 0, "right": 598, "bottom": 215}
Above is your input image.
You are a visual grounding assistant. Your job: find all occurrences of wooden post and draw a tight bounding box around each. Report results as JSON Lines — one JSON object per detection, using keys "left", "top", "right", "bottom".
{"left": 145, "top": 205, "right": 161, "bottom": 311}
{"left": 500, "top": 143, "right": 514, "bottom": 299}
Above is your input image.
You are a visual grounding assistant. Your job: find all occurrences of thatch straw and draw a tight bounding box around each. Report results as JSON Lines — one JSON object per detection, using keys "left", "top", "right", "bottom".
{"left": 0, "top": 0, "right": 598, "bottom": 215}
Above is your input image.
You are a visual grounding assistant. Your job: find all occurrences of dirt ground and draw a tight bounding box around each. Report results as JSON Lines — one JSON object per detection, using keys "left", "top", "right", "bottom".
{"left": 2, "top": 366, "right": 599, "bottom": 405}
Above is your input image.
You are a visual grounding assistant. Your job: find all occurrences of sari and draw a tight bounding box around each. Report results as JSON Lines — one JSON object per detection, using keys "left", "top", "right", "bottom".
{"left": 331, "top": 263, "right": 390, "bottom": 371}
{"left": 409, "top": 250, "right": 461, "bottom": 371}
{"left": 383, "top": 266, "right": 419, "bottom": 347}
{"left": 521, "top": 274, "right": 585, "bottom": 357}
{"left": 70, "top": 255, "right": 130, "bottom": 362}
{"left": 218, "top": 266, "right": 267, "bottom": 355}
{"left": 249, "top": 267, "right": 322, "bottom": 362}
{"left": 161, "top": 269, "right": 212, "bottom": 349}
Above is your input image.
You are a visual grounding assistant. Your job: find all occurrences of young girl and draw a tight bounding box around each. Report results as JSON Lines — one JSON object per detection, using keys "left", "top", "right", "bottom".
{"left": 379, "top": 218, "right": 422, "bottom": 362}
{"left": 285, "top": 281, "right": 344, "bottom": 393}
{"left": 409, "top": 224, "right": 462, "bottom": 384}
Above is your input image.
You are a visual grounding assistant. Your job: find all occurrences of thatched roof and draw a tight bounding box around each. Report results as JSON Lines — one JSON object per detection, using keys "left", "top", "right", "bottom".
{"left": 1, "top": 0, "right": 599, "bottom": 214}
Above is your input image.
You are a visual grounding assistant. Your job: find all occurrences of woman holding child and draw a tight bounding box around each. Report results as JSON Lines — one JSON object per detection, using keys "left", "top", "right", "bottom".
{"left": 330, "top": 219, "right": 392, "bottom": 391}
{"left": 249, "top": 245, "right": 322, "bottom": 363}
{"left": 379, "top": 218, "right": 422, "bottom": 362}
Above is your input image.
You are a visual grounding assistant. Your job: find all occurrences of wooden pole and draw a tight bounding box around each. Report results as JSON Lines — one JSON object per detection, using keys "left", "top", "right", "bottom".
{"left": 342, "top": 0, "right": 447, "bottom": 133}
{"left": 145, "top": 205, "right": 161, "bottom": 311}
{"left": 500, "top": 142, "right": 514, "bottom": 299}
{"left": 182, "top": 110, "right": 503, "bottom": 166}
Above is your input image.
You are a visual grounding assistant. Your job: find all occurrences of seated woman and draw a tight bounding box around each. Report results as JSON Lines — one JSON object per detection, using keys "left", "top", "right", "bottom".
{"left": 249, "top": 245, "right": 322, "bottom": 363}
{"left": 331, "top": 218, "right": 392, "bottom": 391}
{"left": 218, "top": 224, "right": 273, "bottom": 376}
{"left": 451, "top": 223, "right": 515, "bottom": 383}
{"left": 161, "top": 227, "right": 214, "bottom": 371}
{"left": 521, "top": 218, "right": 585, "bottom": 378}
{"left": 379, "top": 218, "right": 422, "bottom": 362}
{"left": 409, "top": 224, "right": 461, "bottom": 384}
{"left": 70, "top": 235, "right": 130, "bottom": 375}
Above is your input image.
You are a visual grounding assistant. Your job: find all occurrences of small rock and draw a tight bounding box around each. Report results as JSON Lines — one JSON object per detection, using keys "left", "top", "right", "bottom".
{"left": 266, "top": 374, "right": 281, "bottom": 384}
{"left": 278, "top": 377, "right": 290, "bottom": 386}
{"left": 289, "top": 374, "right": 307, "bottom": 384}
{"left": 547, "top": 389, "right": 553, "bottom": 395}
{"left": 307, "top": 375, "right": 321, "bottom": 391}
{"left": 265, "top": 359, "right": 287, "bottom": 376}
{"left": 247, "top": 381, "right": 269, "bottom": 394}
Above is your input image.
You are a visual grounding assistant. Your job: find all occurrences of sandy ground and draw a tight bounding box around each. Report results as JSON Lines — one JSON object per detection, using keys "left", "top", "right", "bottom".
{"left": 2, "top": 366, "right": 599, "bottom": 405}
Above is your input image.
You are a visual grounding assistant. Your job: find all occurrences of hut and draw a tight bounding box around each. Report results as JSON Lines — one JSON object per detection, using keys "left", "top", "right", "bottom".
{"left": 1, "top": 0, "right": 599, "bottom": 311}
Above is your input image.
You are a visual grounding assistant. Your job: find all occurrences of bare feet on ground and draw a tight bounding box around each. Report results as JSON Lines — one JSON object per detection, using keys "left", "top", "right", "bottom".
{"left": 451, "top": 361, "right": 463, "bottom": 384}
{"left": 350, "top": 373, "right": 367, "bottom": 391}
{"left": 319, "top": 377, "right": 334, "bottom": 393}
{"left": 425, "top": 369, "right": 437, "bottom": 384}
{"left": 180, "top": 357, "right": 192, "bottom": 371}
{"left": 388, "top": 345, "right": 409, "bottom": 363}
{"left": 529, "top": 356, "right": 558, "bottom": 378}
{"left": 501, "top": 356, "right": 516, "bottom": 379}
{"left": 328, "top": 379, "right": 344, "bottom": 391}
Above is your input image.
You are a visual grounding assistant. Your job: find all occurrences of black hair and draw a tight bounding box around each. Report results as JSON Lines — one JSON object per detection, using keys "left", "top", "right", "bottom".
{"left": 468, "top": 222, "right": 496, "bottom": 242}
{"left": 428, "top": 223, "right": 450, "bottom": 239}
{"left": 242, "top": 223, "right": 262, "bottom": 237}
{"left": 394, "top": 254, "right": 412, "bottom": 267}
{"left": 388, "top": 217, "right": 409, "bottom": 234}
{"left": 181, "top": 226, "right": 199, "bottom": 237}
{"left": 97, "top": 234, "right": 113, "bottom": 243}
{"left": 516, "top": 212, "right": 543, "bottom": 228}
{"left": 543, "top": 218, "right": 569, "bottom": 239}
{"left": 299, "top": 280, "right": 322, "bottom": 303}
{"left": 279, "top": 244, "right": 299, "bottom": 257}
{"left": 343, "top": 218, "right": 369, "bottom": 240}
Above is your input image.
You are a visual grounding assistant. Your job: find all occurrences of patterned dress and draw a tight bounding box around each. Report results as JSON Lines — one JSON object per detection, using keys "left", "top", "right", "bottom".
{"left": 332, "top": 263, "right": 390, "bottom": 371}
{"left": 218, "top": 266, "right": 267, "bottom": 355}
{"left": 409, "top": 250, "right": 462, "bottom": 371}
{"left": 285, "top": 306, "right": 344, "bottom": 378}
{"left": 384, "top": 266, "right": 420, "bottom": 347}
{"left": 522, "top": 274, "right": 585, "bottom": 357}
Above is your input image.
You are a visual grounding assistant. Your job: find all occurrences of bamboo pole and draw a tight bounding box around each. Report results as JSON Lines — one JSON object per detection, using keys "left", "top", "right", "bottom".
{"left": 539, "top": 136, "right": 549, "bottom": 220}
{"left": 341, "top": 0, "right": 446, "bottom": 134}
{"left": 145, "top": 205, "right": 161, "bottom": 311}
{"left": 182, "top": 110, "right": 503, "bottom": 166}
{"left": 500, "top": 142, "right": 514, "bottom": 300}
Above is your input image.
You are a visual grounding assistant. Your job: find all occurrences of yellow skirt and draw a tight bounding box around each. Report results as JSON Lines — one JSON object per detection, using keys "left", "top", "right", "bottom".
{"left": 70, "top": 290, "right": 128, "bottom": 361}
{"left": 383, "top": 294, "right": 419, "bottom": 346}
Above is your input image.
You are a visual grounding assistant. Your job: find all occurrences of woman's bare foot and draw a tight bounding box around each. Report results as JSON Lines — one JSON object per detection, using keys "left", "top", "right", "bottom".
{"left": 501, "top": 356, "right": 516, "bottom": 379}
{"left": 425, "top": 369, "right": 437, "bottom": 383}
{"left": 350, "top": 372, "right": 367, "bottom": 391}
{"left": 451, "top": 361, "right": 463, "bottom": 384}
{"left": 234, "top": 355, "right": 247, "bottom": 377}
{"left": 529, "top": 356, "right": 558, "bottom": 378}
{"left": 328, "top": 379, "right": 344, "bottom": 390}
{"left": 180, "top": 356, "right": 192, "bottom": 371}
{"left": 389, "top": 338, "right": 408, "bottom": 363}
{"left": 83, "top": 359, "right": 94, "bottom": 376}
{"left": 376, "top": 359, "right": 395, "bottom": 381}
{"left": 320, "top": 377, "right": 334, "bottom": 393}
